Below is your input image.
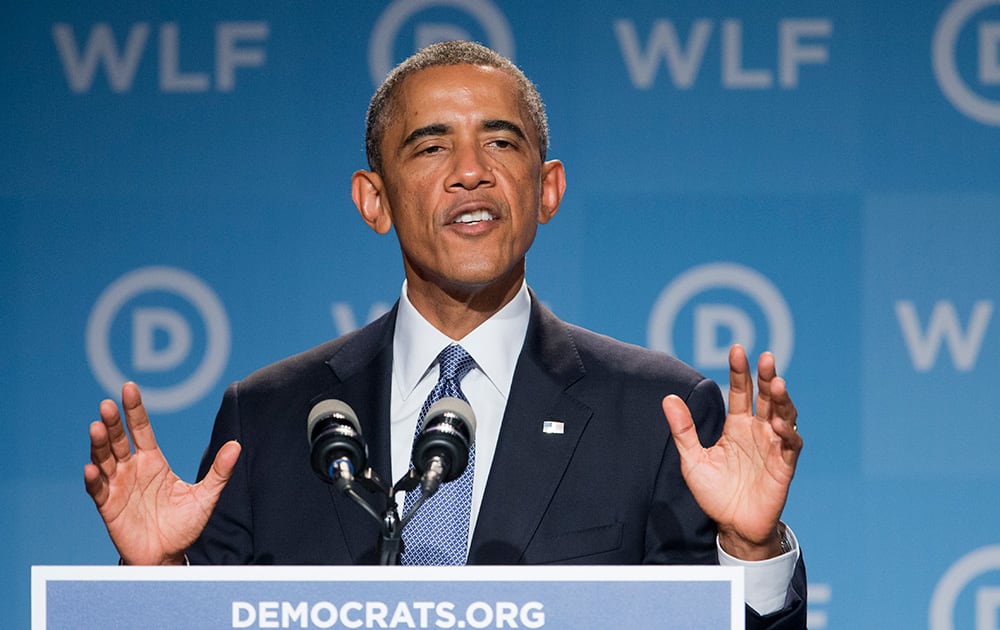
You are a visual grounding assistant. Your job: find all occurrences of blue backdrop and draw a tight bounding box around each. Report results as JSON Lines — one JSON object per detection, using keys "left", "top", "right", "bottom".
{"left": 4, "top": 1, "right": 1000, "bottom": 627}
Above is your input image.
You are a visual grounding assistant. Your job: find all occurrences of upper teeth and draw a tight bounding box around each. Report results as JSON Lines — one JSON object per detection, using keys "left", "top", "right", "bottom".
{"left": 454, "top": 210, "right": 493, "bottom": 224}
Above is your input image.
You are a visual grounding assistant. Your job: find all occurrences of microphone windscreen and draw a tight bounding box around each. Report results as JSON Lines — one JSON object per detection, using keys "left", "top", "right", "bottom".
{"left": 307, "top": 399, "right": 361, "bottom": 440}
{"left": 422, "top": 397, "right": 476, "bottom": 439}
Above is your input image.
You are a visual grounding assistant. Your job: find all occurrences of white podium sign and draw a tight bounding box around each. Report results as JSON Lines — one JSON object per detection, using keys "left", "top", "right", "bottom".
{"left": 32, "top": 565, "right": 743, "bottom": 629}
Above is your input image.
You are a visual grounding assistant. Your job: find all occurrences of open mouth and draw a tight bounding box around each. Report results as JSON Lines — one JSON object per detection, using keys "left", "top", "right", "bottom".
{"left": 451, "top": 209, "right": 496, "bottom": 224}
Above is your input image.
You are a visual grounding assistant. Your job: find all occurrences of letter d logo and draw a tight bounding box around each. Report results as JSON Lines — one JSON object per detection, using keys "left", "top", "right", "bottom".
{"left": 648, "top": 262, "right": 794, "bottom": 391}
{"left": 86, "top": 266, "right": 230, "bottom": 412}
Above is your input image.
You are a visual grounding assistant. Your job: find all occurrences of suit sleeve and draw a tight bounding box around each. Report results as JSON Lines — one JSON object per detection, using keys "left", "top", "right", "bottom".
{"left": 186, "top": 382, "right": 255, "bottom": 564}
{"left": 643, "top": 378, "right": 723, "bottom": 566}
{"left": 747, "top": 554, "right": 808, "bottom": 630}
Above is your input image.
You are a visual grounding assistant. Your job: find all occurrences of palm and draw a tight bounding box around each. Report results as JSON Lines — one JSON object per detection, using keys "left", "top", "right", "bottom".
{"left": 84, "top": 383, "right": 240, "bottom": 565}
{"left": 662, "top": 345, "right": 801, "bottom": 558}
{"left": 94, "top": 445, "right": 210, "bottom": 564}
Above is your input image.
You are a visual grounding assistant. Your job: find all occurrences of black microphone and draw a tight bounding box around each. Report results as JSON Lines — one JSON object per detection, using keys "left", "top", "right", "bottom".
{"left": 308, "top": 399, "right": 367, "bottom": 488}
{"left": 411, "top": 397, "right": 477, "bottom": 497}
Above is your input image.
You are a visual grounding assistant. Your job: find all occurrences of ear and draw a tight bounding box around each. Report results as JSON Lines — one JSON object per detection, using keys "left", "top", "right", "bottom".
{"left": 351, "top": 170, "right": 393, "bottom": 234}
{"left": 536, "top": 159, "right": 566, "bottom": 225}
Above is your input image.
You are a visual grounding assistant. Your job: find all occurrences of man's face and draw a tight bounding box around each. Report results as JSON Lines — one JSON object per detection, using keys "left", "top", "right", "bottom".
{"left": 360, "top": 64, "right": 564, "bottom": 301}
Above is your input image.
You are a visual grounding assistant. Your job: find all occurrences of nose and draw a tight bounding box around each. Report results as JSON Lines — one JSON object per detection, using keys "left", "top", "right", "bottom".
{"left": 447, "top": 143, "right": 495, "bottom": 190}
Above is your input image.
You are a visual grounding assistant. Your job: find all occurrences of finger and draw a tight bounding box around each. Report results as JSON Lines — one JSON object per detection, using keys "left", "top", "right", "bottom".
{"left": 771, "top": 414, "right": 802, "bottom": 448}
{"left": 89, "top": 419, "right": 118, "bottom": 479}
{"left": 728, "top": 344, "right": 753, "bottom": 415}
{"left": 195, "top": 441, "right": 242, "bottom": 504}
{"left": 121, "top": 382, "right": 159, "bottom": 453}
{"left": 771, "top": 418, "right": 803, "bottom": 467}
{"left": 764, "top": 376, "right": 803, "bottom": 460}
{"left": 756, "top": 352, "right": 777, "bottom": 421}
{"left": 769, "top": 375, "right": 797, "bottom": 423}
{"left": 100, "top": 398, "right": 132, "bottom": 462}
{"left": 661, "top": 395, "right": 704, "bottom": 458}
{"left": 83, "top": 462, "right": 109, "bottom": 507}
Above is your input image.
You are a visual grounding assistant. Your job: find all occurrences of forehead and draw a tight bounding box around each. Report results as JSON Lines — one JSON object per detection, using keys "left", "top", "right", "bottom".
{"left": 390, "top": 64, "right": 534, "bottom": 138}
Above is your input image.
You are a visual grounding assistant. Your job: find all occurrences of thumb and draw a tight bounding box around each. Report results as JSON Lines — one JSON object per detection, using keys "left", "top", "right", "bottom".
{"left": 662, "top": 394, "right": 703, "bottom": 458}
{"left": 196, "top": 440, "right": 241, "bottom": 502}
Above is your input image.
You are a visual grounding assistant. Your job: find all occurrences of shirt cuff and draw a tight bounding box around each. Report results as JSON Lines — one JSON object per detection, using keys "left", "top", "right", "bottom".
{"left": 717, "top": 522, "right": 799, "bottom": 616}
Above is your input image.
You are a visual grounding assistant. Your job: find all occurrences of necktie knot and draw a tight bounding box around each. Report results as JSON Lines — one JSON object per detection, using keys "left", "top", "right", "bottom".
{"left": 436, "top": 344, "right": 476, "bottom": 388}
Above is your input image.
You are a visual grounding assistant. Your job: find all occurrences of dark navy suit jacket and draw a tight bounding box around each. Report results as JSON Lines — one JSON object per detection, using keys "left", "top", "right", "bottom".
{"left": 189, "top": 294, "right": 806, "bottom": 629}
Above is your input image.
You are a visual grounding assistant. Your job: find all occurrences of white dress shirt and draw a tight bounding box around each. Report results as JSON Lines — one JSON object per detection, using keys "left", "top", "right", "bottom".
{"left": 389, "top": 281, "right": 798, "bottom": 615}
{"left": 390, "top": 280, "right": 530, "bottom": 537}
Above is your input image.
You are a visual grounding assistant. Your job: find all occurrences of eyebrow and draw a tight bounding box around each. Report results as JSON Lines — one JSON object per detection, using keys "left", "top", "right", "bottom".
{"left": 400, "top": 119, "right": 528, "bottom": 149}
{"left": 482, "top": 119, "right": 527, "bottom": 141}
{"left": 401, "top": 123, "right": 450, "bottom": 148}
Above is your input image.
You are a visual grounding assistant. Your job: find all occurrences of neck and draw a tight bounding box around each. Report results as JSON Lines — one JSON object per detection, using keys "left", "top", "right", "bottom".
{"left": 404, "top": 266, "right": 524, "bottom": 340}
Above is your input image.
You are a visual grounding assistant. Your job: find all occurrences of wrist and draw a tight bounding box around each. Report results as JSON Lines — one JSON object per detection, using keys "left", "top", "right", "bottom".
{"left": 162, "top": 553, "right": 188, "bottom": 566}
{"left": 118, "top": 553, "right": 189, "bottom": 566}
{"left": 718, "top": 526, "right": 784, "bottom": 561}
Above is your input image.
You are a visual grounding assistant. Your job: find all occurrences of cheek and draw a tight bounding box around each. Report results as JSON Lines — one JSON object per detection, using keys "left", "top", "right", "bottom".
{"left": 388, "top": 181, "right": 437, "bottom": 231}
{"left": 510, "top": 179, "right": 544, "bottom": 228}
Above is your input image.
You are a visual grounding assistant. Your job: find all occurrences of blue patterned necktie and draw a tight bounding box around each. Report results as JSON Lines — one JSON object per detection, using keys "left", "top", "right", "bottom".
{"left": 401, "top": 343, "right": 477, "bottom": 565}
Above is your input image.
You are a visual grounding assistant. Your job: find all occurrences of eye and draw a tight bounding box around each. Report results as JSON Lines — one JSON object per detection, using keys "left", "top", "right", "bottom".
{"left": 489, "top": 138, "right": 515, "bottom": 150}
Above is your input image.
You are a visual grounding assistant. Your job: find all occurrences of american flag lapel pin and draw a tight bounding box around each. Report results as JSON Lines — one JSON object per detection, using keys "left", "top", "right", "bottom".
{"left": 542, "top": 420, "right": 564, "bottom": 434}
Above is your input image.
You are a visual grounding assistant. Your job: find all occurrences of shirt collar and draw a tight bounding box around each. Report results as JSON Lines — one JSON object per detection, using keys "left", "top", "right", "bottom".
{"left": 392, "top": 280, "right": 532, "bottom": 402}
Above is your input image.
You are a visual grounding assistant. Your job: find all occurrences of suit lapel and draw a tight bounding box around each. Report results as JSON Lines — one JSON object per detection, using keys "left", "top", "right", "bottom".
{"left": 469, "top": 298, "right": 592, "bottom": 563}
{"left": 319, "top": 306, "right": 397, "bottom": 563}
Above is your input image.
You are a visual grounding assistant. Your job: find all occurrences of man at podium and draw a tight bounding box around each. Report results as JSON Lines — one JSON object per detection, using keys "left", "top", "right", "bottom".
{"left": 85, "top": 41, "right": 806, "bottom": 629}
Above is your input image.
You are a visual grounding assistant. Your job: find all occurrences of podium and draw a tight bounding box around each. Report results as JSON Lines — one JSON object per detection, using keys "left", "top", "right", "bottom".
{"left": 32, "top": 565, "right": 743, "bottom": 629}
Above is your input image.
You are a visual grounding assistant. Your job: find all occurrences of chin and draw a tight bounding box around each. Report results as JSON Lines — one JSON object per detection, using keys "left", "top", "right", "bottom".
{"left": 443, "top": 265, "right": 519, "bottom": 292}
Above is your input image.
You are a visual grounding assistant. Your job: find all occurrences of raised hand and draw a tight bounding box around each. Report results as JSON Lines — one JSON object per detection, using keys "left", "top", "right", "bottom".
{"left": 662, "top": 345, "right": 802, "bottom": 561}
{"left": 84, "top": 382, "right": 241, "bottom": 565}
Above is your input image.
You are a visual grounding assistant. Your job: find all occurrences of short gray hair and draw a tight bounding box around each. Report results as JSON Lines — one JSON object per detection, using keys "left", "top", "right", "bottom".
{"left": 364, "top": 40, "right": 549, "bottom": 174}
